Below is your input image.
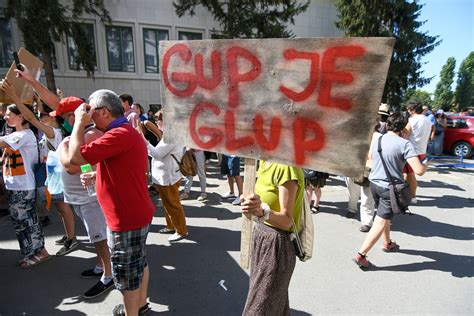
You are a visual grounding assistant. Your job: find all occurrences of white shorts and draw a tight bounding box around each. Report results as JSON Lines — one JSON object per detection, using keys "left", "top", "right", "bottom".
{"left": 72, "top": 201, "right": 107, "bottom": 243}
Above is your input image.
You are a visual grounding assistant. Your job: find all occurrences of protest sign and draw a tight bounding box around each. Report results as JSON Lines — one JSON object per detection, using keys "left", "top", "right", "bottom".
{"left": 0, "top": 48, "right": 43, "bottom": 104}
{"left": 159, "top": 38, "right": 394, "bottom": 178}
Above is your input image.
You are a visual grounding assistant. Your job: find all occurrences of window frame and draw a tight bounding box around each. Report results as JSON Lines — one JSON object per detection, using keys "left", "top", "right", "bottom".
{"left": 66, "top": 23, "right": 97, "bottom": 71}
{"left": 177, "top": 29, "right": 204, "bottom": 41}
{"left": 0, "top": 17, "right": 13, "bottom": 69}
{"left": 105, "top": 25, "right": 136, "bottom": 72}
{"left": 142, "top": 28, "right": 169, "bottom": 73}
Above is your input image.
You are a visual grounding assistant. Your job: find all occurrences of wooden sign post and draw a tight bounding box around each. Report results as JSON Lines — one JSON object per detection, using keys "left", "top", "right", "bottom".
{"left": 240, "top": 158, "right": 257, "bottom": 269}
{"left": 159, "top": 37, "right": 395, "bottom": 268}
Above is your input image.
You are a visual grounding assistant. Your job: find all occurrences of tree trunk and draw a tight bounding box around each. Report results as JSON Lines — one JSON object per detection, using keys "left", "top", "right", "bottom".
{"left": 42, "top": 46, "right": 57, "bottom": 93}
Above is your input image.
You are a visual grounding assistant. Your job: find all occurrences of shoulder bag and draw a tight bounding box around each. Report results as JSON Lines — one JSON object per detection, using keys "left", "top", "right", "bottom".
{"left": 290, "top": 193, "right": 314, "bottom": 262}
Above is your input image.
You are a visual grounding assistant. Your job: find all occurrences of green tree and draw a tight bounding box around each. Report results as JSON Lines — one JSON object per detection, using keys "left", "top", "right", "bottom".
{"left": 433, "top": 57, "right": 456, "bottom": 110}
{"left": 4, "top": 0, "right": 110, "bottom": 92}
{"left": 334, "top": 0, "right": 440, "bottom": 108}
{"left": 403, "top": 88, "right": 432, "bottom": 108}
{"left": 173, "top": 0, "right": 309, "bottom": 39}
{"left": 454, "top": 52, "right": 474, "bottom": 111}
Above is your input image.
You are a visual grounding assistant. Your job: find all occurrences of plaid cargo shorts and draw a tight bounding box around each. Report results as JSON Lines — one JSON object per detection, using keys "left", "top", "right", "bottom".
{"left": 107, "top": 225, "right": 149, "bottom": 291}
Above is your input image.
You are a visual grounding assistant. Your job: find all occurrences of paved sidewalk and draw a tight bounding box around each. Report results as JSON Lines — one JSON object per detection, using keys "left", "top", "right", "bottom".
{"left": 0, "top": 158, "right": 472, "bottom": 315}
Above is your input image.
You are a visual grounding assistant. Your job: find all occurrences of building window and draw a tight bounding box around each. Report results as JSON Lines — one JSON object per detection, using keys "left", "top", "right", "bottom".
{"left": 143, "top": 28, "right": 169, "bottom": 73}
{"left": 37, "top": 46, "right": 58, "bottom": 69}
{"left": 0, "top": 18, "right": 13, "bottom": 68}
{"left": 106, "top": 26, "right": 135, "bottom": 72}
{"left": 178, "top": 31, "right": 203, "bottom": 41}
{"left": 67, "top": 23, "right": 97, "bottom": 71}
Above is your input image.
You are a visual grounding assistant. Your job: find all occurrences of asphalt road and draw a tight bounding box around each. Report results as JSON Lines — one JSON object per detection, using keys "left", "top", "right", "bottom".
{"left": 0, "top": 157, "right": 472, "bottom": 315}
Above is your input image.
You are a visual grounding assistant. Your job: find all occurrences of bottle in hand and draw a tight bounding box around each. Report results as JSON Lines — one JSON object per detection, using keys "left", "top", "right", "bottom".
{"left": 80, "top": 164, "right": 96, "bottom": 196}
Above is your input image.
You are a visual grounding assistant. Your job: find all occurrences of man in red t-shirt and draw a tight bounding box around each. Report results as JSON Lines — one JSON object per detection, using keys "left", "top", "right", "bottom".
{"left": 62, "top": 89, "right": 154, "bottom": 316}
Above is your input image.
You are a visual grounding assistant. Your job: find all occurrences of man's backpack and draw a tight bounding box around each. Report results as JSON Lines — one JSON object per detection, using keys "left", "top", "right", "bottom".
{"left": 171, "top": 150, "right": 197, "bottom": 177}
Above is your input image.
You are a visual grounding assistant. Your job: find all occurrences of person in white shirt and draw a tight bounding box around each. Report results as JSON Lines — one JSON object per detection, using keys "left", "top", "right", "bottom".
{"left": 0, "top": 102, "right": 50, "bottom": 268}
{"left": 403, "top": 102, "right": 432, "bottom": 203}
{"left": 141, "top": 126, "right": 188, "bottom": 242}
{"left": 3, "top": 83, "right": 79, "bottom": 256}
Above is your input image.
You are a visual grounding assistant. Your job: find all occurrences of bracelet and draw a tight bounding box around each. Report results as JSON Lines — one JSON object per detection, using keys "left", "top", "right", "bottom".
{"left": 255, "top": 203, "right": 271, "bottom": 223}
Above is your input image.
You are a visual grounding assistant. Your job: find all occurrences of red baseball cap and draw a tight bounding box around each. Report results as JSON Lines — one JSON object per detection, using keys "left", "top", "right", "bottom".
{"left": 49, "top": 96, "right": 84, "bottom": 117}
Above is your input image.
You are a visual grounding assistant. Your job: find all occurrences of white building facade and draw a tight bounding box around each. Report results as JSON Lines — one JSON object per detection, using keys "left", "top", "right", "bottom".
{"left": 0, "top": 0, "right": 342, "bottom": 112}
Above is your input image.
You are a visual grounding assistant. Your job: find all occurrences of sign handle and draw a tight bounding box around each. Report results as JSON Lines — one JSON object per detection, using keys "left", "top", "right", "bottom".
{"left": 240, "top": 158, "right": 257, "bottom": 269}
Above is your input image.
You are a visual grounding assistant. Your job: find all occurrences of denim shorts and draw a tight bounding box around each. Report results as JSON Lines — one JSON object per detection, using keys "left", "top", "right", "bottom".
{"left": 220, "top": 155, "right": 241, "bottom": 176}
{"left": 107, "top": 225, "right": 149, "bottom": 291}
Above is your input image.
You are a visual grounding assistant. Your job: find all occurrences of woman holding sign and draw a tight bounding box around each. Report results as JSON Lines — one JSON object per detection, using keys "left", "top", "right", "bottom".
{"left": 240, "top": 161, "right": 304, "bottom": 315}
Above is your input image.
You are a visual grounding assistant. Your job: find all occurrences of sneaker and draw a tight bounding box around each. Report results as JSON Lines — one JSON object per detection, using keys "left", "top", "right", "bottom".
{"left": 197, "top": 193, "right": 208, "bottom": 201}
{"left": 411, "top": 197, "right": 418, "bottom": 204}
{"left": 113, "top": 303, "right": 150, "bottom": 316}
{"left": 231, "top": 196, "right": 241, "bottom": 205}
{"left": 353, "top": 252, "right": 370, "bottom": 269}
{"left": 54, "top": 235, "right": 68, "bottom": 245}
{"left": 56, "top": 237, "right": 79, "bottom": 256}
{"left": 158, "top": 227, "right": 175, "bottom": 234}
{"left": 83, "top": 279, "right": 115, "bottom": 299}
{"left": 359, "top": 225, "right": 371, "bottom": 233}
{"left": 221, "top": 192, "right": 236, "bottom": 199}
{"left": 346, "top": 211, "right": 356, "bottom": 219}
{"left": 180, "top": 192, "right": 189, "bottom": 200}
{"left": 168, "top": 232, "right": 188, "bottom": 242}
{"left": 382, "top": 240, "right": 399, "bottom": 252}
{"left": 81, "top": 268, "right": 103, "bottom": 279}
{"left": 139, "top": 303, "right": 151, "bottom": 314}
{"left": 310, "top": 206, "right": 319, "bottom": 214}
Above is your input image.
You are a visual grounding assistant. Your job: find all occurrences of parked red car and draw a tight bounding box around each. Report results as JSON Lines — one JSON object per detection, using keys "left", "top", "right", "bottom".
{"left": 443, "top": 115, "right": 474, "bottom": 158}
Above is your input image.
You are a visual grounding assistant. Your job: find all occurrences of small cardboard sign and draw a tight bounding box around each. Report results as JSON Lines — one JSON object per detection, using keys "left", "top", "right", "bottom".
{"left": 0, "top": 48, "right": 43, "bottom": 104}
{"left": 159, "top": 38, "right": 394, "bottom": 177}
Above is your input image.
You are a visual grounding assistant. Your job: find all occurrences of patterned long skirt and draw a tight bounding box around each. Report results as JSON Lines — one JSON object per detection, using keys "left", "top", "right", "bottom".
{"left": 243, "top": 223, "right": 296, "bottom": 316}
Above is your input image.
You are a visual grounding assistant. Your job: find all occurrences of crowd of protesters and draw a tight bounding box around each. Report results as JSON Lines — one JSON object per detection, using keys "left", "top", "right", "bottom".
{"left": 0, "top": 62, "right": 432, "bottom": 315}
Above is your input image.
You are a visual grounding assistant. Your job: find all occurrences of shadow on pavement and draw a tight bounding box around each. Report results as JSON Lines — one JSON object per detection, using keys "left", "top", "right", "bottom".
{"left": 392, "top": 213, "right": 474, "bottom": 241}
{"left": 414, "top": 194, "right": 474, "bottom": 209}
{"left": 317, "top": 201, "right": 347, "bottom": 218}
{"left": 417, "top": 179, "right": 466, "bottom": 191}
{"left": 146, "top": 225, "right": 248, "bottom": 315}
{"left": 0, "top": 247, "right": 103, "bottom": 315}
{"left": 374, "top": 248, "right": 474, "bottom": 278}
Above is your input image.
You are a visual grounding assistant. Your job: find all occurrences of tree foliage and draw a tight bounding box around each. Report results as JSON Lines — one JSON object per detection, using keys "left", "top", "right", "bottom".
{"left": 334, "top": 0, "right": 440, "bottom": 109}
{"left": 4, "top": 0, "right": 110, "bottom": 92}
{"left": 173, "top": 0, "right": 309, "bottom": 39}
{"left": 403, "top": 88, "right": 432, "bottom": 108}
{"left": 433, "top": 57, "right": 456, "bottom": 110}
{"left": 454, "top": 52, "right": 474, "bottom": 111}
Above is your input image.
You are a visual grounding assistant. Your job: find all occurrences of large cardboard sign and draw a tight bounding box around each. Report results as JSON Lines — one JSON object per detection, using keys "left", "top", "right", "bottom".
{"left": 160, "top": 38, "right": 394, "bottom": 177}
{"left": 0, "top": 48, "right": 43, "bottom": 104}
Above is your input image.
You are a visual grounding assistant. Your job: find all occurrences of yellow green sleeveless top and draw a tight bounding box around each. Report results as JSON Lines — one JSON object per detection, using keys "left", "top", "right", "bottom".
{"left": 255, "top": 161, "right": 305, "bottom": 232}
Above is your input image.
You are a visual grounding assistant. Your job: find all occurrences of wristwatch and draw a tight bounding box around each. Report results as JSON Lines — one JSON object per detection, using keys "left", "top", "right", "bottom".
{"left": 255, "top": 203, "right": 271, "bottom": 223}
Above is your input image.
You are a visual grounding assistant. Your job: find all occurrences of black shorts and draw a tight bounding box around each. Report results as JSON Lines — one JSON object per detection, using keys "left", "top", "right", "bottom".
{"left": 370, "top": 183, "right": 394, "bottom": 220}
{"left": 306, "top": 177, "right": 326, "bottom": 188}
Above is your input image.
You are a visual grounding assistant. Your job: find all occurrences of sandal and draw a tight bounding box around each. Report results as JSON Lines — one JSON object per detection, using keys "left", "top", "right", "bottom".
{"left": 19, "top": 251, "right": 51, "bottom": 269}
{"left": 158, "top": 227, "right": 175, "bottom": 234}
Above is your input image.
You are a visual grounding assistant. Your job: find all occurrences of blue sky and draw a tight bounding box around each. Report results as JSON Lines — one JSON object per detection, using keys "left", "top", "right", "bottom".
{"left": 419, "top": 0, "right": 473, "bottom": 94}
